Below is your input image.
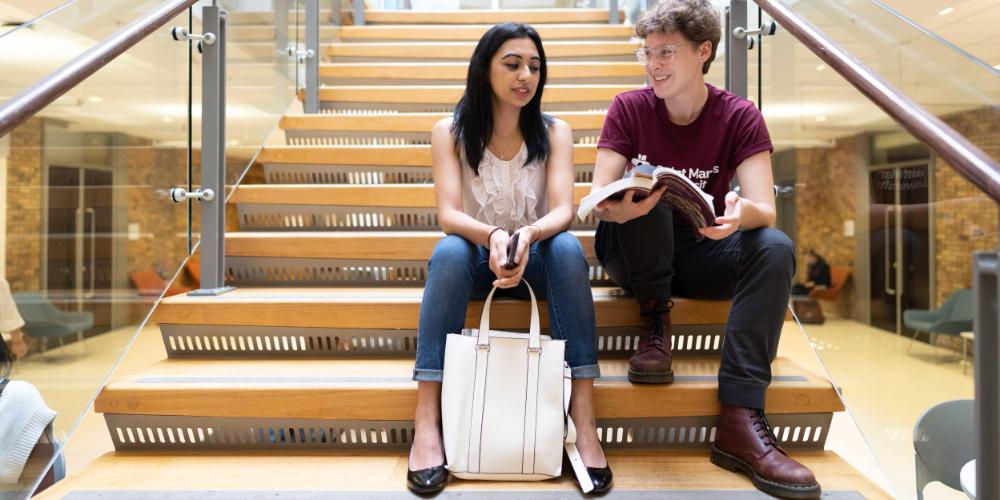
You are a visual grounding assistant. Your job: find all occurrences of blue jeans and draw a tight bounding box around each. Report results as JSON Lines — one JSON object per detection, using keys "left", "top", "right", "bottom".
{"left": 413, "top": 232, "right": 600, "bottom": 381}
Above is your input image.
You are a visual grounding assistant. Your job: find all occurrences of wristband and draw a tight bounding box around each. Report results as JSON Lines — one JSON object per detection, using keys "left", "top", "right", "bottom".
{"left": 487, "top": 226, "right": 504, "bottom": 245}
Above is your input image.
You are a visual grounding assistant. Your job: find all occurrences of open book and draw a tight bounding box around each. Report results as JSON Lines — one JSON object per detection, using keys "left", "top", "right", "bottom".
{"left": 577, "top": 156, "right": 716, "bottom": 232}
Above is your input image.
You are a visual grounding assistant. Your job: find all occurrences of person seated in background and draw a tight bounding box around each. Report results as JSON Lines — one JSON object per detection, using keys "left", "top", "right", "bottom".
{"left": 0, "top": 278, "right": 28, "bottom": 360}
{"left": 792, "top": 249, "right": 831, "bottom": 296}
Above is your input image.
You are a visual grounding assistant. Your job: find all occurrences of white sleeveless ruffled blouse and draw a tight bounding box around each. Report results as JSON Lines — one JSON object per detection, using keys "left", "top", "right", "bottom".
{"left": 460, "top": 142, "right": 548, "bottom": 233}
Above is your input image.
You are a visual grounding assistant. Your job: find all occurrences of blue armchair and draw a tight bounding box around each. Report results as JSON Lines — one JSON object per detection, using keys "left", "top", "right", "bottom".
{"left": 12, "top": 293, "right": 94, "bottom": 352}
{"left": 903, "top": 288, "right": 973, "bottom": 362}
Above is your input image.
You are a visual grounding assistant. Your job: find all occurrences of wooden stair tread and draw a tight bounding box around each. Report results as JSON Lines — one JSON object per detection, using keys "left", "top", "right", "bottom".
{"left": 337, "top": 23, "right": 634, "bottom": 41}
{"left": 225, "top": 230, "right": 597, "bottom": 260}
{"left": 309, "top": 84, "right": 633, "bottom": 104}
{"left": 95, "top": 356, "right": 842, "bottom": 419}
{"left": 230, "top": 183, "right": 591, "bottom": 206}
{"left": 327, "top": 40, "right": 639, "bottom": 59}
{"left": 258, "top": 144, "right": 596, "bottom": 166}
{"left": 362, "top": 8, "right": 623, "bottom": 25}
{"left": 36, "top": 450, "right": 888, "bottom": 499}
{"left": 278, "top": 110, "right": 606, "bottom": 132}
{"left": 152, "top": 287, "right": 730, "bottom": 328}
{"left": 320, "top": 61, "right": 645, "bottom": 80}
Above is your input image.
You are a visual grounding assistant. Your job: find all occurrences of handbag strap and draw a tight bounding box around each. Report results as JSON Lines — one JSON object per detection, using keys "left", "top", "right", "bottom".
{"left": 477, "top": 280, "right": 541, "bottom": 350}
{"left": 0, "top": 377, "right": 8, "bottom": 396}
{"left": 562, "top": 367, "right": 595, "bottom": 494}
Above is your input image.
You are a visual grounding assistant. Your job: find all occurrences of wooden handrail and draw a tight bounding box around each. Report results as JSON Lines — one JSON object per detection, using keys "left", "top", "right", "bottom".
{"left": 0, "top": 0, "right": 199, "bottom": 138}
{"left": 755, "top": 0, "right": 1000, "bottom": 202}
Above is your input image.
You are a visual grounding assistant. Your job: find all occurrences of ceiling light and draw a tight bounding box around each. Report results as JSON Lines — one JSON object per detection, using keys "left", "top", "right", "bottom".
{"left": 162, "top": 117, "right": 173, "bottom": 123}
{"left": 815, "top": 115, "right": 827, "bottom": 122}
{"left": 815, "top": 64, "right": 826, "bottom": 71}
{"left": 937, "top": 6, "right": 955, "bottom": 15}
{"left": 994, "top": 64, "right": 1000, "bottom": 70}
{"left": 87, "top": 96, "right": 103, "bottom": 103}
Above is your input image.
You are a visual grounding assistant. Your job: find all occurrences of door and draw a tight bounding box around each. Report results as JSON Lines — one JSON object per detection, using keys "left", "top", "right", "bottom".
{"left": 869, "top": 165, "right": 931, "bottom": 335}
{"left": 45, "top": 166, "right": 113, "bottom": 337}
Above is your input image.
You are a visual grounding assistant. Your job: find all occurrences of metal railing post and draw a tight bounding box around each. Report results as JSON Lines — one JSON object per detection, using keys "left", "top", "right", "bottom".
{"left": 726, "top": 0, "right": 748, "bottom": 99}
{"left": 304, "top": 0, "right": 320, "bottom": 113}
{"left": 608, "top": 0, "right": 620, "bottom": 24}
{"left": 190, "top": 5, "right": 234, "bottom": 296}
{"left": 354, "top": 0, "right": 365, "bottom": 26}
{"left": 974, "top": 250, "right": 999, "bottom": 500}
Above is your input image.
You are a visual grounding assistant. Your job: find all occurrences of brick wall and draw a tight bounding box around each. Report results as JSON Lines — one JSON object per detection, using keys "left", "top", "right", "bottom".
{"left": 933, "top": 106, "right": 1000, "bottom": 306}
{"left": 5, "top": 118, "right": 43, "bottom": 293}
{"left": 792, "top": 135, "right": 860, "bottom": 315}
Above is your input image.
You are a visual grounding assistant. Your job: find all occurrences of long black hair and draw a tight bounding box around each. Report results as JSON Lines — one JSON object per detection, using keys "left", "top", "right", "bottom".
{"left": 452, "top": 23, "right": 554, "bottom": 175}
{"left": 0, "top": 335, "right": 12, "bottom": 378}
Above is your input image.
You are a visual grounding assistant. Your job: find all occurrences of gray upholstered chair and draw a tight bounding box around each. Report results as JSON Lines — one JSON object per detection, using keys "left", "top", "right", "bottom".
{"left": 913, "top": 399, "right": 975, "bottom": 499}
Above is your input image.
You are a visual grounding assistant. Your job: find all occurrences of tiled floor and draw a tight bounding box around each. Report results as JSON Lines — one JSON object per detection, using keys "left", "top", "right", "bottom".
{"left": 9, "top": 317, "right": 978, "bottom": 499}
{"left": 801, "top": 318, "right": 974, "bottom": 500}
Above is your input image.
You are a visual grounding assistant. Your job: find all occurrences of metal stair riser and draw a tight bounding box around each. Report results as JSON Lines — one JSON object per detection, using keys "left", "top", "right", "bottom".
{"left": 317, "top": 101, "right": 615, "bottom": 113}
{"left": 105, "top": 413, "right": 832, "bottom": 452}
{"left": 261, "top": 164, "right": 596, "bottom": 184}
{"left": 159, "top": 324, "right": 727, "bottom": 358}
{"left": 234, "top": 205, "right": 599, "bottom": 231}
{"left": 282, "top": 130, "right": 602, "bottom": 146}
{"left": 223, "top": 256, "right": 609, "bottom": 286}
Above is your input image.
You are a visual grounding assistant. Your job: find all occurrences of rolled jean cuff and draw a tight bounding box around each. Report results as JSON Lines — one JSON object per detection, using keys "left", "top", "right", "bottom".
{"left": 412, "top": 368, "right": 443, "bottom": 382}
{"left": 571, "top": 364, "right": 601, "bottom": 380}
{"left": 717, "top": 379, "right": 767, "bottom": 410}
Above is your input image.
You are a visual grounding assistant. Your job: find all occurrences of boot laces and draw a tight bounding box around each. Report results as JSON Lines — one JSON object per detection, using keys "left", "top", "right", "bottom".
{"left": 641, "top": 300, "right": 673, "bottom": 351}
{"left": 751, "top": 410, "right": 786, "bottom": 456}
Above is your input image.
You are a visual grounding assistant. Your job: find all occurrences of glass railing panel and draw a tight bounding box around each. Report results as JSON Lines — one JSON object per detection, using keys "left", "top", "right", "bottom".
{"left": 0, "top": 2, "right": 195, "bottom": 498}
{"left": 753, "top": 1, "right": 993, "bottom": 498}
{"left": 776, "top": 0, "right": 1000, "bottom": 159}
{"left": 195, "top": 0, "right": 300, "bottom": 199}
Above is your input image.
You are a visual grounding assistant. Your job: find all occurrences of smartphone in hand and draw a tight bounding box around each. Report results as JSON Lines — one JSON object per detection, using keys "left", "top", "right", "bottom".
{"left": 503, "top": 232, "right": 520, "bottom": 270}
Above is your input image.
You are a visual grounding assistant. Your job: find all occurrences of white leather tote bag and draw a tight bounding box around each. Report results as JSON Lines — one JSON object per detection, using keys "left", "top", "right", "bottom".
{"left": 441, "top": 282, "right": 593, "bottom": 492}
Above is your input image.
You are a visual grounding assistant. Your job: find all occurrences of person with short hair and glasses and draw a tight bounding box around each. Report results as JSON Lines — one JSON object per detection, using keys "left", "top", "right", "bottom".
{"left": 589, "top": 1, "right": 820, "bottom": 497}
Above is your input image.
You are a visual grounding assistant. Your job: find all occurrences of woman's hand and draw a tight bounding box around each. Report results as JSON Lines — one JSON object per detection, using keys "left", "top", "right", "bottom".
{"left": 592, "top": 185, "right": 666, "bottom": 224}
{"left": 699, "top": 191, "right": 742, "bottom": 240}
{"left": 491, "top": 226, "right": 535, "bottom": 288}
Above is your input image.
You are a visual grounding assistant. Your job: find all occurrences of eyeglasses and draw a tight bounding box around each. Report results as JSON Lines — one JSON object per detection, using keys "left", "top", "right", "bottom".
{"left": 634, "top": 43, "right": 685, "bottom": 65}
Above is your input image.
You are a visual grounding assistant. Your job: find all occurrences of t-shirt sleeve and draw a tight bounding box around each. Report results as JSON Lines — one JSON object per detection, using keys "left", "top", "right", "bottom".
{"left": 731, "top": 104, "right": 773, "bottom": 167}
{"left": 597, "top": 94, "right": 634, "bottom": 160}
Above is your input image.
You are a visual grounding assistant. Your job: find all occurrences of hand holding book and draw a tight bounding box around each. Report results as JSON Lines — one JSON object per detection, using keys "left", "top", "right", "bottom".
{"left": 579, "top": 157, "right": 716, "bottom": 237}
{"left": 593, "top": 185, "right": 668, "bottom": 224}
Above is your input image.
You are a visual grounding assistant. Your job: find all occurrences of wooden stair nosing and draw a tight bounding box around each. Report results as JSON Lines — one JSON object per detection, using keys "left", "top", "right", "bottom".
{"left": 33, "top": 450, "right": 889, "bottom": 500}
{"left": 152, "top": 287, "right": 730, "bottom": 329}
{"left": 257, "top": 144, "right": 597, "bottom": 166}
{"left": 278, "top": 111, "right": 606, "bottom": 133}
{"left": 224, "top": 230, "right": 597, "bottom": 260}
{"left": 362, "top": 8, "right": 624, "bottom": 25}
{"left": 229, "top": 183, "right": 591, "bottom": 207}
{"left": 337, "top": 23, "right": 635, "bottom": 41}
{"left": 319, "top": 61, "right": 645, "bottom": 80}
{"left": 94, "top": 357, "right": 843, "bottom": 420}
{"left": 326, "top": 40, "right": 640, "bottom": 59}
{"left": 306, "top": 84, "right": 632, "bottom": 105}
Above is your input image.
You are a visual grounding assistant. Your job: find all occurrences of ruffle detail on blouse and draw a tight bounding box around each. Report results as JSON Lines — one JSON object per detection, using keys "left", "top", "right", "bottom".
{"left": 469, "top": 145, "right": 539, "bottom": 233}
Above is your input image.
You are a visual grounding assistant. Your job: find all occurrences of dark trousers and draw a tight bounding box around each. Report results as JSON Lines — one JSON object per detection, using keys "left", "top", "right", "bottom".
{"left": 594, "top": 203, "right": 796, "bottom": 410}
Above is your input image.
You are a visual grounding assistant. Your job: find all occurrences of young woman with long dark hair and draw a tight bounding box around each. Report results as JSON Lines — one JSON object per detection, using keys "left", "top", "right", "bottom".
{"left": 406, "top": 23, "right": 611, "bottom": 495}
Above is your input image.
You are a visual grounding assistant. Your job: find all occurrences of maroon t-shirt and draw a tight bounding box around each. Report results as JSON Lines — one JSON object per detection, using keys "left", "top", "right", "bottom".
{"left": 597, "top": 83, "right": 773, "bottom": 217}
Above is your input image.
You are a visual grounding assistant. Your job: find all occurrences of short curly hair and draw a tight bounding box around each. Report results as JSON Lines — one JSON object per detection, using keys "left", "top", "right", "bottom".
{"left": 635, "top": 0, "right": 721, "bottom": 74}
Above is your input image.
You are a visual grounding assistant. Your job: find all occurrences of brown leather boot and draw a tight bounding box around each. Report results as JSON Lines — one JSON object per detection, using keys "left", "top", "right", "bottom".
{"left": 627, "top": 298, "right": 674, "bottom": 384}
{"left": 711, "top": 404, "right": 821, "bottom": 499}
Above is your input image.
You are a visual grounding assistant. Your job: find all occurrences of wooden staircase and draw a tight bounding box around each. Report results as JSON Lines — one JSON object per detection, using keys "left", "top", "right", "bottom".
{"left": 42, "top": 7, "right": 888, "bottom": 499}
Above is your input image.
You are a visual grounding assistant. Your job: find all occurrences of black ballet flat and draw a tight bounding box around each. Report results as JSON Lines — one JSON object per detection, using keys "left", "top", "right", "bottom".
{"left": 586, "top": 464, "right": 614, "bottom": 494}
{"left": 406, "top": 464, "right": 449, "bottom": 495}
